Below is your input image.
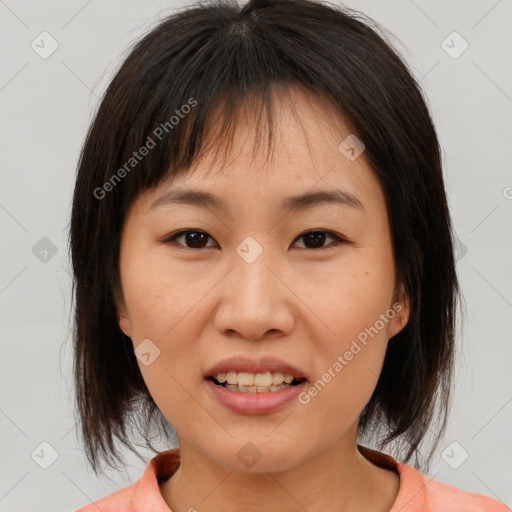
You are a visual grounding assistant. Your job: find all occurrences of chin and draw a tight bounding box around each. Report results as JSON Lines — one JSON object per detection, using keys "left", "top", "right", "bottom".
{"left": 206, "top": 441, "right": 305, "bottom": 474}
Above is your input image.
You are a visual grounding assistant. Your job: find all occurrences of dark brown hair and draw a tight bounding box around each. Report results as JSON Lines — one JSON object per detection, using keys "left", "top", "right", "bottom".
{"left": 69, "top": 0, "right": 461, "bottom": 475}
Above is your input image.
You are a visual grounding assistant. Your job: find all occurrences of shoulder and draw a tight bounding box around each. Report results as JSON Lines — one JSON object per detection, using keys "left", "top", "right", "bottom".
{"left": 423, "top": 474, "right": 511, "bottom": 511}
{"left": 74, "top": 482, "right": 138, "bottom": 512}
{"left": 73, "top": 449, "right": 180, "bottom": 512}
{"left": 398, "top": 463, "right": 512, "bottom": 511}
{"left": 358, "top": 445, "right": 511, "bottom": 512}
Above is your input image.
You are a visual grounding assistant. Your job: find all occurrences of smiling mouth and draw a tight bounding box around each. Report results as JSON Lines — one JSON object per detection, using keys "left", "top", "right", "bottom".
{"left": 208, "top": 371, "right": 307, "bottom": 393}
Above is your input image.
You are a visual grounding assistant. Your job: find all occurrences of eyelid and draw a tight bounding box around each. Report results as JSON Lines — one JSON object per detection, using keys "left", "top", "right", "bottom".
{"left": 162, "top": 229, "right": 217, "bottom": 249}
{"left": 293, "top": 229, "right": 347, "bottom": 249}
{"left": 161, "top": 228, "right": 349, "bottom": 250}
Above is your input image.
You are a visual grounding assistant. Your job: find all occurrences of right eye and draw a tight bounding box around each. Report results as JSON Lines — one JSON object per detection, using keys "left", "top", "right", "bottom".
{"left": 163, "top": 229, "right": 218, "bottom": 250}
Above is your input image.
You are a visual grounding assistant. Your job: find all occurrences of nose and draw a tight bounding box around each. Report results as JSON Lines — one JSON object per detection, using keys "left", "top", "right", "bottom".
{"left": 213, "top": 247, "right": 295, "bottom": 341}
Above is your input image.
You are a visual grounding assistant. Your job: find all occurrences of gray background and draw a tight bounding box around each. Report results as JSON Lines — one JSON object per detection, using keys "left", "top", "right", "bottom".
{"left": 1, "top": 0, "right": 511, "bottom": 510}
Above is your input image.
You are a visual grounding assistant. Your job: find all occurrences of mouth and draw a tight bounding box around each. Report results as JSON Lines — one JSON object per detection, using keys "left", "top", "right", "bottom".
{"left": 207, "top": 372, "right": 307, "bottom": 393}
{"left": 204, "top": 356, "right": 309, "bottom": 414}
{"left": 204, "top": 355, "right": 309, "bottom": 394}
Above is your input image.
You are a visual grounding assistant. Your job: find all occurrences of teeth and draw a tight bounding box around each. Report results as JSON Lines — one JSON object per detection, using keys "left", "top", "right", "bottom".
{"left": 215, "top": 371, "right": 298, "bottom": 387}
{"left": 226, "top": 371, "right": 237, "bottom": 385}
{"left": 225, "top": 383, "right": 292, "bottom": 393}
{"left": 238, "top": 372, "right": 254, "bottom": 386}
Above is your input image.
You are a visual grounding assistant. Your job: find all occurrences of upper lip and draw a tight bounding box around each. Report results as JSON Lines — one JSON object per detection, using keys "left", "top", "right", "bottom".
{"left": 205, "top": 355, "right": 308, "bottom": 381}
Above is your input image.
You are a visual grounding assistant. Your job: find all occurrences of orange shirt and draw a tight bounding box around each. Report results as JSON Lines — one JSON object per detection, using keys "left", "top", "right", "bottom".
{"left": 75, "top": 445, "right": 511, "bottom": 511}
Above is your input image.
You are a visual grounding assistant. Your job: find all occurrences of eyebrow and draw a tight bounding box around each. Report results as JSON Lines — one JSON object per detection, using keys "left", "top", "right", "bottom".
{"left": 150, "top": 188, "right": 364, "bottom": 213}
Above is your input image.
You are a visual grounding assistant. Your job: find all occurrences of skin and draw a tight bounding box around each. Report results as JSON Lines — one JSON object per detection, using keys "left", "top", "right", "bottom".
{"left": 116, "top": 85, "right": 410, "bottom": 512}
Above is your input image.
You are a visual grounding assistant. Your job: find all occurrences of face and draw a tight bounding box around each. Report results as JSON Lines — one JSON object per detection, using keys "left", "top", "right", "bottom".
{"left": 116, "top": 86, "right": 409, "bottom": 473}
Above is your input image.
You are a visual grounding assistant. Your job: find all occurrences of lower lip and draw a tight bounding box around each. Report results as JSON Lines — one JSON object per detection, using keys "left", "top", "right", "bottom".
{"left": 205, "top": 378, "right": 307, "bottom": 415}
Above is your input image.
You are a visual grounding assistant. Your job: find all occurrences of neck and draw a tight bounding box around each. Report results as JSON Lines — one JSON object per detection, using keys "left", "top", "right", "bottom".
{"left": 160, "top": 431, "right": 400, "bottom": 512}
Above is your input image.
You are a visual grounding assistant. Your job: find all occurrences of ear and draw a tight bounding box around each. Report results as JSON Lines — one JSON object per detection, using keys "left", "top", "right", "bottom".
{"left": 114, "top": 286, "right": 132, "bottom": 338}
{"left": 388, "top": 283, "right": 410, "bottom": 339}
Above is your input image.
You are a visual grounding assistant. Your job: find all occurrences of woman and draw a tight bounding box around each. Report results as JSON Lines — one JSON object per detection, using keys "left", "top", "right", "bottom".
{"left": 70, "top": 0, "right": 510, "bottom": 510}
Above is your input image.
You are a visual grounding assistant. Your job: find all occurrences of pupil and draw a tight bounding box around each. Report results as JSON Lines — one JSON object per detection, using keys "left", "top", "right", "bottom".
{"left": 186, "top": 232, "right": 207, "bottom": 248}
{"left": 304, "top": 231, "right": 325, "bottom": 249}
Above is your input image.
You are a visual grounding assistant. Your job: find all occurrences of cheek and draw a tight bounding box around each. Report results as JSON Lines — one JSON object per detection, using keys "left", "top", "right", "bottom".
{"left": 120, "top": 247, "right": 212, "bottom": 391}
{"left": 295, "top": 251, "right": 396, "bottom": 351}
{"left": 297, "top": 287, "right": 392, "bottom": 437}
{"left": 121, "top": 246, "right": 207, "bottom": 340}
{"left": 123, "top": 253, "right": 211, "bottom": 430}
{"left": 294, "top": 247, "right": 395, "bottom": 409}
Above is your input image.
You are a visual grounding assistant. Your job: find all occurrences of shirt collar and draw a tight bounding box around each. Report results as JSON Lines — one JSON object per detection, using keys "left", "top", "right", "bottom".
{"left": 131, "top": 445, "right": 428, "bottom": 511}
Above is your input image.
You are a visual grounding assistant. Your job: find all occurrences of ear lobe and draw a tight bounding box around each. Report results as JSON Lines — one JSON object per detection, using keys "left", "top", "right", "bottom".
{"left": 389, "top": 284, "right": 411, "bottom": 339}
{"left": 114, "top": 287, "right": 132, "bottom": 338}
{"left": 118, "top": 312, "right": 132, "bottom": 338}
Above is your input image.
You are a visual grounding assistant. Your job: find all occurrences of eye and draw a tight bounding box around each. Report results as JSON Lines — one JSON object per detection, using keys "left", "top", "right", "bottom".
{"left": 292, "top": 229, "right": 345, "bottom": 250}
{"left": 163, "top": 229, "right": 346, "bottom": 251}
{"left": 163, "top": 230, "right": 218, "bottom": 249}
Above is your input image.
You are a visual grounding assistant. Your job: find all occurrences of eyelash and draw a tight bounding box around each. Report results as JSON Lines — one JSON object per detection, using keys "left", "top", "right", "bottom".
{"left": 162, "top": 229, "right": 347, "bottom": 251}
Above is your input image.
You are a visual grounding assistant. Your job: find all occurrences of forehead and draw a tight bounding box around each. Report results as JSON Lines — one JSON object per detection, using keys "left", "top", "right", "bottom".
{"left": 158, "top": 86, "right": 374, "bottom": 196}
{"left": 132, "top": 85, "right": 384, "bottom": 221}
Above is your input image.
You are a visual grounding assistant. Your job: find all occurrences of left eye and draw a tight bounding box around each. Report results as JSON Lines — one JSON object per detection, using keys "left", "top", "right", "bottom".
{"left": 164, "top": 230, "right": 218, "bottom": 249}
{"left": 163, "top": 229, "right": 345, "bottom": 250}
{"left": 293, "top": 229, "right": 345, "bottom": 249}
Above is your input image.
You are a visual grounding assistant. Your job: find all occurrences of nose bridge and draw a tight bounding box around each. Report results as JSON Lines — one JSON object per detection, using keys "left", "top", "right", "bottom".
{"left": 214, "top": 234, "right": 293, "bottom": 339}
{"left": 232, "top": 234, "right": 278, "bottom": 307}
